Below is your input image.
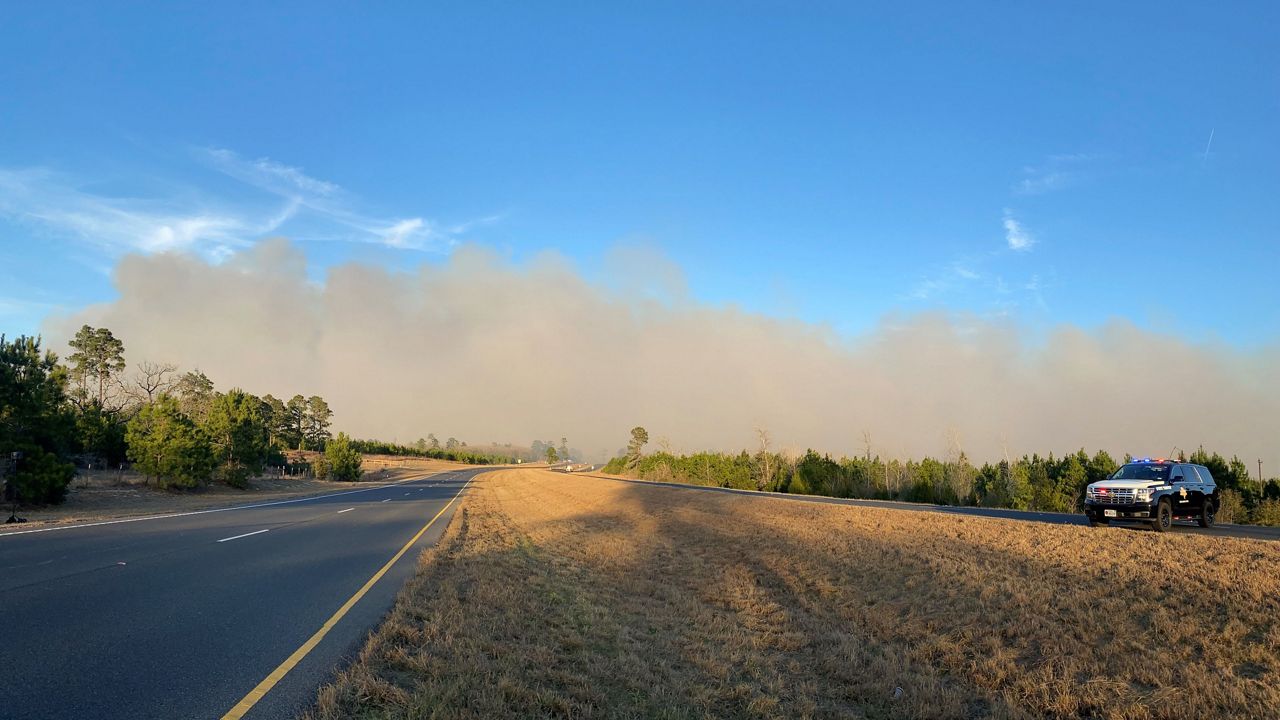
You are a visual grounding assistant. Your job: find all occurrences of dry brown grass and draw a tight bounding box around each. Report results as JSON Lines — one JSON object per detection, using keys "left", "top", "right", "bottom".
{"left": 308, "top": 469, "right": 1280, "bottom": 720}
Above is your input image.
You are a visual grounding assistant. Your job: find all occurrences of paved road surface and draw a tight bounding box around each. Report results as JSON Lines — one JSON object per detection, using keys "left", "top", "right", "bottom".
{"left": 588, "top": 473, "right": 1280, "bottom": 542}
{"left": 0, "top": 468, "right": 487, "bottom": 720}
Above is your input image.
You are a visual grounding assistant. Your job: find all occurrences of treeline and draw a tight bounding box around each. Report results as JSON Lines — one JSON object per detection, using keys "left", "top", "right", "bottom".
{"left": 348, "top": 438, "right": 514, "bottom": 465}
{"left": 602, "top": 427, "right": 1280, "bottom": 526}
{"left": 0, "top": 327, "right": 360, "bottom": 502}
{"left": 531, "top": 438, "right": 577, "bottom": 464}
{"left": 1, "top": 327, "right": 491, "bottom": 506}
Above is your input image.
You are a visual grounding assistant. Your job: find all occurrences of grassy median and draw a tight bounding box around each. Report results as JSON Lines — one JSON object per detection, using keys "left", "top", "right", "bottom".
{"left": 307, "top": 468, "right": 1280, "bottom": 719}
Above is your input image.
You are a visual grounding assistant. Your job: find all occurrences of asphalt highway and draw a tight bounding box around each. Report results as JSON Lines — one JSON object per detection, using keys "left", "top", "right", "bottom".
{"left": 0, "top": 467, "right": 488, "bottom": 720}
{"left": 588, "top": 473, "right": 1280, "bottom": 542}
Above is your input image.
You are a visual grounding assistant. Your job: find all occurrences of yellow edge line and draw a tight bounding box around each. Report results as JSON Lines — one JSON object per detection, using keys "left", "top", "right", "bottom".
{"left": 220, "top": 475, "right": 474, "bottom": 720}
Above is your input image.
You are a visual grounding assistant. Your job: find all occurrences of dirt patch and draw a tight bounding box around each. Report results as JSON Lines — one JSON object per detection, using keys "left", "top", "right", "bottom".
{"left": 309, "top": 468, "right": 1280, "bottom": 720}
{"left": 0, "top": 456, "right": 472, "bottom": 533}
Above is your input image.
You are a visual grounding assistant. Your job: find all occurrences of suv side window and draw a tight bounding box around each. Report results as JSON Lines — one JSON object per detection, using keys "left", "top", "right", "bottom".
{"left": 1195, "top": 465, "right": 1214, "bottom": 484}
{"left": 1171, "top": 465, "right": 1187, "bottom": 481}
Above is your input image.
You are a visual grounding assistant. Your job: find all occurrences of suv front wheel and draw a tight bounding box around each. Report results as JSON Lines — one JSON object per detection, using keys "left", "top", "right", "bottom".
{"left": 1199, "top": 501, "right": 1216, "bottom": 528}
{"left": 1152, "top": 499, "right": 1173, "bottom": 533}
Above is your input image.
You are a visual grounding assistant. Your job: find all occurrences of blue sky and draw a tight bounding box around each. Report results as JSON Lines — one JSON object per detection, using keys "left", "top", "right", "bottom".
{"left": 1, "top": 2, "right": 1277, "bottom": 344}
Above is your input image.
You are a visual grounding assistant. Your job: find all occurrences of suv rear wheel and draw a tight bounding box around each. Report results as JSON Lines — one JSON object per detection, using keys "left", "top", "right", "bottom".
{"left": 1199, "top": 501, "right": 1216, "bottom": 528}
{"left": 1152, "top": 499, "right": 1173, "bottom": 532}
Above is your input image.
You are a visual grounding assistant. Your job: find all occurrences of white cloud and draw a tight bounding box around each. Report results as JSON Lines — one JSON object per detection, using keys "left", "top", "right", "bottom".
{"left": 1013, "top": 153, "right": 1100, "bottom": 196}
{"left": 1016, "top": 170, "right": 1067, "bottom": 195}
{"left": 907, "top": 262, "right": 981, "bottom": 300}
{"left": 1003, "top": 210, "right": 1035, "bottom": 251}
{"left": 204, "top": 148, "right": 482, "bottom": 252}
{"left": 0, "top": 149, "right": 495, "bottom": 260}
{"left": 141, "top": 215, "right": 246, "bottom": 253}
{"left": 206, "top": 148, "right": 340, "bottom": 197}
{"left": 0, "top": 167, "right": 254, "bottom": 261}
{"left": 379, "top": 218, "right": 427, "bottom": 248}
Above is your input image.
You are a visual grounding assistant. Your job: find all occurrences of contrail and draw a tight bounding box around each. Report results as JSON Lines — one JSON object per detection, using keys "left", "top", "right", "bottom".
{"left": 1203, "top": 128, "right": 1214, "bottom": 162}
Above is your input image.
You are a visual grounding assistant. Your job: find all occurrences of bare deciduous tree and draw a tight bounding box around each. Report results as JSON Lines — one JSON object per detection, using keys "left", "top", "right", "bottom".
{"left": 756, "top": 427, "right": 772, "bottom": 491}
{"left": 129, "top": 361, "right": 179, "bottom": 405}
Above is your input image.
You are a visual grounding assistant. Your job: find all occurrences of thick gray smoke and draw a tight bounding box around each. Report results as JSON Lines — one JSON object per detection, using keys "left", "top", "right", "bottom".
{"left": 46, "top": 239, "right": 1279, "bottom": 468}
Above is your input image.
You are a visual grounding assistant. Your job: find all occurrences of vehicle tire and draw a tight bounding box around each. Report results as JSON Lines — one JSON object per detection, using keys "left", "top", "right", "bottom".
{"left": 1152, "top": 499, "right": 1172, "bottom": 533}
{"left": 1199, "top": 501, "right": 1216, "bottom": 529}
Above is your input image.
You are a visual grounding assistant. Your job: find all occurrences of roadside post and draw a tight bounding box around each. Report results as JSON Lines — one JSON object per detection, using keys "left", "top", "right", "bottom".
{"left": 5, "top": 451, "right": 26, "bottom": 524}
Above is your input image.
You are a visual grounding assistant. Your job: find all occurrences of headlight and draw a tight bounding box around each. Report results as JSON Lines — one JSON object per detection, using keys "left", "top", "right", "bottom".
{"left": 1133, "top": 488, "right": 1153, "bottom": 502}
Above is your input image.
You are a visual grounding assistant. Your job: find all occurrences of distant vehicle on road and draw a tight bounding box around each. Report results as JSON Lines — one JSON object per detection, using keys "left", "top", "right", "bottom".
{"left": 548, "top": 462, "right": 593, "bottom": 474}
{"left": 1084, "top": 459, "right": 1219, "bottom": 532}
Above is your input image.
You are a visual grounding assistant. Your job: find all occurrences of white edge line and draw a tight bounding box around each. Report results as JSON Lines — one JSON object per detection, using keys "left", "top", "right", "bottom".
{"left": 0, "top": 471, "right": 460, "bottom": 539}
{"left": 217, "top": 528, "right": 271, "bottom": 543}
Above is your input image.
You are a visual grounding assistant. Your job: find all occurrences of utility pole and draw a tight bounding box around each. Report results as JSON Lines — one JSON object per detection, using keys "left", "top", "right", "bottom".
{"left": 1260, "top": 459, "right": 1265, "bottom": 486}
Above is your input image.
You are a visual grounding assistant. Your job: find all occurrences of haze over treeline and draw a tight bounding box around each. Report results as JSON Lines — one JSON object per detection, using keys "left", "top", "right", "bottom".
{"left": 45, "top": 239, "right": 1279, "bottom": 469}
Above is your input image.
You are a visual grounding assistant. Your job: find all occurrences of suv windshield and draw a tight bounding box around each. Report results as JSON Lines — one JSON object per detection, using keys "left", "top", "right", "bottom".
{"left": 1110, "top": 463, "right": 1171, "bottom": 481}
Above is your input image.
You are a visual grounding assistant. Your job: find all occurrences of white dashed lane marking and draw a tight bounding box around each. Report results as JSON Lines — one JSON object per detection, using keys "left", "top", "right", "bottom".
{"left": 217, "top": 529, "right": 270, "bottom": 543}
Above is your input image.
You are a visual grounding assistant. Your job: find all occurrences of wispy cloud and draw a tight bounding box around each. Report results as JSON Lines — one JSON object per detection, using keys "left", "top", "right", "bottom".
{"left": 207, "top": 149, "right": 340, "bottom": 197}
{"left": 0, "top": 167, "right": 259, "bottom": 260}
{"left": 378, "top": 218, "right": 430, "bottom": 249}
{"left": 1016, "top": 170, "right": 1068, "bottom": 195}
{"left": 1002, "top": 209, "right": 1035, "bottom": 252}
{"left": 0, "top": 149, "right": 496, "bottom": 261}
{"left": 1013, "top": 153, "right": 1099, "bottom": 196}
{"left": 202, "top": 148, "right": 485, "bottom": 252}
{"left": 908, "top": 262, "right": 982, "bottom": 300}
{"left": 0, "top": 296, "right": 56, "bottom": 316}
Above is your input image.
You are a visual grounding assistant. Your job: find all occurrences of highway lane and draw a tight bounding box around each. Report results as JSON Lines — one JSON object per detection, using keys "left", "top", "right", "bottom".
{"left": 585, "top": 473, "right": 1280, "bottom": 542}
{"left": 0, "top": 467, "right": 489, "bottom": 720}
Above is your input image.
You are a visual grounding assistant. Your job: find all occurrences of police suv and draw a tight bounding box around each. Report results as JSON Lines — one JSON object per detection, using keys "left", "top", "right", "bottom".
{"left": 1084, "top": 459, "right": 1219, "bottom": 532}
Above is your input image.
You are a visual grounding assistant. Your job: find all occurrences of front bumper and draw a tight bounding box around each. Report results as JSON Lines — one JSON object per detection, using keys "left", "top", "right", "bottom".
{"left": 1084, "top": 500, "right": 1157, "bottom": 521}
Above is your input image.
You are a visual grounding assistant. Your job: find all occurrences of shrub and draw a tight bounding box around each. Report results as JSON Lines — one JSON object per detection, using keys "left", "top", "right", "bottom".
{"left": 125, "top": 396, "right": 214, "bottom": 489}
{"left": 311, "top": 456, "right": 331, "bottom": 480}
{"left": 7, "top": 445, "right": 75, "bottom": 505}
{"left": 1251, "top": 499, "right": 1280, "bottom": 527}
{"left": 324, "top": 432, "right": 364, "bottom": 482}
{"left": 1, "top": 335, "right": 77, "bottom": 504}
{"left": 1216, "top": 489, "right": 1246, "bottom": 524}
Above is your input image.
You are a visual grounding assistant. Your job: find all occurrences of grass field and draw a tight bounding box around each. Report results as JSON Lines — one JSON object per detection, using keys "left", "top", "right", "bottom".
{"left": 309, "top": 468, "right": 1280, "bottom": 719}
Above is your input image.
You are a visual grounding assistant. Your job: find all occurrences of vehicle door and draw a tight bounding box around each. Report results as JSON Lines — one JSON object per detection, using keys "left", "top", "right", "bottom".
{"left": 1171, "top": 464, "right": 1201, "bottom": 517}
{"left": 1193, "top": 465, "right": 1217, "bottom": 512}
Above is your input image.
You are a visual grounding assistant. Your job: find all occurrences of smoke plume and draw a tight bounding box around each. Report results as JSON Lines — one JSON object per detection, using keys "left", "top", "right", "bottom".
{"left": 46, "top": 239, "right": 1279, "bottom": 468}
